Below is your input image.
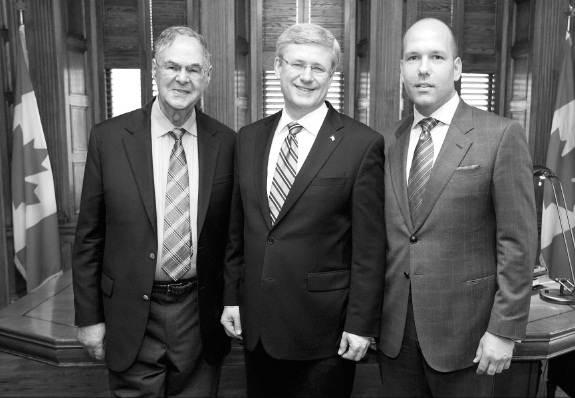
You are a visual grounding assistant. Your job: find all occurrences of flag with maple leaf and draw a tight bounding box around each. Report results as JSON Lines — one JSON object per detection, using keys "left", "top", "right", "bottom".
{"left": 540, "top": 31, "right": 575, "bottom": 279}
{"left": 11, "top": 24, "right": 61, "bottom": 291}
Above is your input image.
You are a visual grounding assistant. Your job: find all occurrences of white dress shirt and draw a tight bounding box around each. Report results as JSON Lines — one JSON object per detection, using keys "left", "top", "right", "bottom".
{"left": 266, "top": 104, "right": 328, "bottom": 195}
{"left": 151, "top": 99, "right": 199, "bottom": 280}
{"left": 406, "top": 94, "right": 460, "bottom": 183}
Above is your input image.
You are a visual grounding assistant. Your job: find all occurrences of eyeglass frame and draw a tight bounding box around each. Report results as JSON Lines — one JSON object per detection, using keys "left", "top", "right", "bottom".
{"left": 278, "top": 57, "right": 334, "bottom": 77}
{"left": 154, "top": 59, "right": 211, "bottom": 79}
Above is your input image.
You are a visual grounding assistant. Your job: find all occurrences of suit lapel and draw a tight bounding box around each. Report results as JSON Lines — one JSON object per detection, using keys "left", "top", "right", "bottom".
{"left": 272, "top": 106, "right": 344, "bottom": 227}
{"left": 196, "top": 109, "right": 220, "bottom": 235}
{"left": 388, "top": 116, "right": 415, "bottom": 231}
{"left": 411, "top": 102, "right": 474, "bottom": 231}
{"left": 123, "top": 101, "right": 157, "bottom": 233}
{"left": 254, "top": 113, "right": 281, "bottom": 231}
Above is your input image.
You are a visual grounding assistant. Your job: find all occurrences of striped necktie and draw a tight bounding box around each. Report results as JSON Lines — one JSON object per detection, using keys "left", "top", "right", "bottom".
{"left": 269, "top": 122, "right": 304, "bottom": 225}
{"left": 408, "top": 117, "right": 439, "bottom": 224}
{"left": 161, "top": 127, "right": 192, "bottom": 281}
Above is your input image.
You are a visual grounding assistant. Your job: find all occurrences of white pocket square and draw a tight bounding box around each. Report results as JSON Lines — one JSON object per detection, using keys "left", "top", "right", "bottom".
{"left": 456, "top": 165, "right": 480, "bottom": 170}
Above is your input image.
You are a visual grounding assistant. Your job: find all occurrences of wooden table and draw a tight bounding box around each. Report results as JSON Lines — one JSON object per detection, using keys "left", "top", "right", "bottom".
{"left": 494, "top": 278, "right": 575, "bottom": 397}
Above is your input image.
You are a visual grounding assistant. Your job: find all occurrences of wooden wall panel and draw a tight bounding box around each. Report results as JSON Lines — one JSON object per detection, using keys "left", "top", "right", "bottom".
{"left": 262, "top": 0, "right": 297, "bottom": 53}
{"left": 463, "top": 0, "right": 497, "bottom": 73}
{"left": 103, "top": 0, "right": 140, "bottom": 68}
{"left": 369, "top": 0, "right": 403, "bottom": 129}
{"left": 310, "top": 0, "right": 345, "bottom": 54}
{"left": 417, "top": 0, "right": 451, "bottom": 24}
{"left": 201, "top": 0, "right": 236, "bottom": 129}
{"left": 236, "top": 0, "right": 250, "bottom": 129}
{"left": 152, "top": 0, "right": 188, "bottom": 42}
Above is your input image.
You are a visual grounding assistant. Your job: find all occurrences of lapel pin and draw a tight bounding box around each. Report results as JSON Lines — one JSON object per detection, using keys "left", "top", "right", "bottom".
{"left": 330, "top": 135, "right": 335, "bottom": 142}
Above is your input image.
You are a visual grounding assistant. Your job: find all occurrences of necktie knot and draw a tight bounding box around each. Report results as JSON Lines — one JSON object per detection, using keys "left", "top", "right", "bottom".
{"left": 287, "top": 122, "right": 303, "bottom": 136}
{"left": 169, "top": 127, "right": 186, "bottom": 141}
{"left": 417, "top": 117, "right": 439, "bottom": 136}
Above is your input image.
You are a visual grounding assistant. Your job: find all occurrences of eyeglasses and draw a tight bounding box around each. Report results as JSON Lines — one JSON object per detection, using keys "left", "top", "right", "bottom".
{"left": 156, "top": 61, "right": 210, "bottom": 79}
{"left": 280, "top": 57, "right": 332, "bottom": 77}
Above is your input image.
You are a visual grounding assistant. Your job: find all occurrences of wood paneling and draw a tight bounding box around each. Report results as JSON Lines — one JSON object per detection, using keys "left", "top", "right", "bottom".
{"left": 201, "top": 0, "right": 236, "bottom": 129}
{"left": 368, "top": 0, "right": 403, "bottom": 129}
{"left": 236, "top": 0, "right": 250, "bottom": 129}
{"left": 103, "top": 0, "right": 140, "bottom": 68}
{"left": 463, "top": 0, "right": 497, "bottom": 73}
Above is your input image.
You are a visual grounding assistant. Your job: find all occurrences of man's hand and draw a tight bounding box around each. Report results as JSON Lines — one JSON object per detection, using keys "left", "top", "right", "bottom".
{"left": 338, "top": 331, "right": 371, "bottom": 361}
{"left": 473, "top": 331, "right": 515, "bottom": 375}
{"left": 77, "top": 322, "right": 106, "bottom": 361}
{"left": 221, "top": 306, "right": 243, "bottom": 340}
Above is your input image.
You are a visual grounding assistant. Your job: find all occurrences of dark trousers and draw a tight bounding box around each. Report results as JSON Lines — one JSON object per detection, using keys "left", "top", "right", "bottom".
{"left": 244, "top": 340, "right": 356, "bottom": 397}
{"left": 378, "top": 294, "right": 494, "bottom": 398}
{"left": 108, "top": 285, "right": 221, "bottom": 397}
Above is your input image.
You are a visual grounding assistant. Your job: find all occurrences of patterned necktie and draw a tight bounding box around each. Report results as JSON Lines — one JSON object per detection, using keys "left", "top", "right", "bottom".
{"left": 161, "top": 128, "right": 192, "bottom": 281}
{"left": 408, "top": 117, "right": 439, "bottom": 224}
{"left": 269, "top": 122, "right": 304, "bottom": 224}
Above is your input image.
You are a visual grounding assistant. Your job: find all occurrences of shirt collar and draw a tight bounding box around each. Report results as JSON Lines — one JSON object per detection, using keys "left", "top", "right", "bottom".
{"left": 276, "top": 102, "right": 329, "bottom": 137}
{"left": 412, "top": 93, "right": 460, "bottom": 129}
{"left": 151, "top": 98, "right": 197, "bottom": 138}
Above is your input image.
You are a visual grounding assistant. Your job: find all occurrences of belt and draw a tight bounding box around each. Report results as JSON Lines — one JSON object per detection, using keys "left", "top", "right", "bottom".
{"left": 152, "top": 276, "right": 197, "bottom": 297}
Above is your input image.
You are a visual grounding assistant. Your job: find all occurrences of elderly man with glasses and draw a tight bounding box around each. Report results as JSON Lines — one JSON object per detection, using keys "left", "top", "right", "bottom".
{"left": 73, "top": 26, "right": 235, "bottom": 397}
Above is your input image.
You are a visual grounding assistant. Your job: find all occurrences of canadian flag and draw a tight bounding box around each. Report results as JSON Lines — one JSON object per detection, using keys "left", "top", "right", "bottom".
{"left": 11, "top": 24, "right": 61, "bottom": 291}
{"left": 540, "top": 32, "right": 575, "bottom": 279}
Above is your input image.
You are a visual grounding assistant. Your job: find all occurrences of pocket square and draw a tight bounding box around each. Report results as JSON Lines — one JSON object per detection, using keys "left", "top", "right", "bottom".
{"left": 456, "top": 165, "right": 480, "bottom": 170}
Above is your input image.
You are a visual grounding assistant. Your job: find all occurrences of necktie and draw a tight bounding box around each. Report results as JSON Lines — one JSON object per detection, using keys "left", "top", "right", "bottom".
{"left": 408, "top": 117, "right": 439, "bottom": 224}
{"left": 161, "top": 128, "right": 192, "bottom": 281}
{"left": 269, "top": 122, "right": 304, "bottom": 224}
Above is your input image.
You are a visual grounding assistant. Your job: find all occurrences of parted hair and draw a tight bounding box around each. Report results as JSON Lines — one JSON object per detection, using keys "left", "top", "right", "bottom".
{"left": 154, "top": 26, "right": 212, "bottom": 68}
{"left": 275, "top": 23, "right": 341, "bottom": 71}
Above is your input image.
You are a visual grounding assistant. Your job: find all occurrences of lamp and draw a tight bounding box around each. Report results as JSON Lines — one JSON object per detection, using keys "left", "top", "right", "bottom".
{"left": 534, "top": 165, "right": 575, "bottom": 304}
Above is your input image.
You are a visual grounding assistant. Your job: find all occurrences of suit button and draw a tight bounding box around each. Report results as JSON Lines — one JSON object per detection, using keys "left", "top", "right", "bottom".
{"left": 410, "top": 236, "right": 418, "bottom": 244}
{"left": 149, "top": 252, "right": 156, "bottom": 260}
{"left": 143, "top": 295, "right": 149, "bottom": 301}
{"left": 404, "top": 272, "right": 409, "bottom": 279}
{"left": 267, "top": 237, "right": 275, "bottom": 245}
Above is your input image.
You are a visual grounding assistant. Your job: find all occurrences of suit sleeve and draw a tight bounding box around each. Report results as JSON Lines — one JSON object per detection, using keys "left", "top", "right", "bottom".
{"left": 223, "top": 128, "right": 244, "bottom": 306}
{"left": 72, "top": 126, "right": 106, "bottom": 327}
{"left": 488, "top": 121, "right": 537, "bottom": 340}
{"left": 344, "top": 133, "right": 386, "bottom": 337}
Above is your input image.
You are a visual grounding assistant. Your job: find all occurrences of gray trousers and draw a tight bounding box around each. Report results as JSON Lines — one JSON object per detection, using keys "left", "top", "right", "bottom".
{"left": 108, "top": 285, "right": 221, "bottom": 397}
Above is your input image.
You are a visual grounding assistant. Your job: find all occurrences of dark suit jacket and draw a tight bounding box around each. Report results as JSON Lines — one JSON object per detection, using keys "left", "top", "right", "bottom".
{"left": 72, "top": 99, "right": 235, "bottom": 372}
{"left": 224, "top": 102, "right": 386, "bottom": 360}
{"left": 378, "top": 100, "right": 537, "bottom": 372}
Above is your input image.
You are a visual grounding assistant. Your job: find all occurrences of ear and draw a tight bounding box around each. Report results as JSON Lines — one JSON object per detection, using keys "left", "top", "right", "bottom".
{"left": 400, "top": 59, "right": 405, "bottom": 80}
{"left": 274, "top": 57, "right": 282, "bottom": 79}
{"left": 453, "top": 57, "right": 462, "bottom": 82}
{"left": 152, "top": 59, "right": 157, "bottom": 81}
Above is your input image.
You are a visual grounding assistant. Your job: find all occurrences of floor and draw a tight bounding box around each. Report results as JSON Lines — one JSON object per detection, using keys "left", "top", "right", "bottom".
{"left": 0, "top": 351, "right": 569, "bottom": 397}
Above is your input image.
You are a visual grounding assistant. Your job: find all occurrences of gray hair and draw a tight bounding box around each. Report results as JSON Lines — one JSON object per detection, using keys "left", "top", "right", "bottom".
{"left": 154, "top": 26, "right": 212, "bottom": 69}
{"left": 276, "top": 23, "right": 341, "bottom": 71}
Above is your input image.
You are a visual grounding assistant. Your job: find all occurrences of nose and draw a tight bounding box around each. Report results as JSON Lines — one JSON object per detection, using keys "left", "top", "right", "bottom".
{"left": 299, "top": 65, "right": 314, "bottom": 82}
{"left": 175, "top": 67, "right": 190, "bottom": 83}
{"left": 418, "top": 57, "right": 430, "bottom": 76}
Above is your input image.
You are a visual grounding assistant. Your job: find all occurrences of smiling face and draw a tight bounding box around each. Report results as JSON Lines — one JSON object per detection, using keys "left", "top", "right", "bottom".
{"left": 401, "top": 19, "right": 461, "bottom": 116}
{"left": 153, "top": 35, "right": 211, "bottom": 125}
{"left": 274, "top": 43, "right": 334, "bottom": 120}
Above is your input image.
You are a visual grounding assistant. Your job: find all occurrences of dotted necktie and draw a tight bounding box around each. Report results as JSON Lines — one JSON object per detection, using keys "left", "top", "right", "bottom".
{"left": 161, "top": 128, "right": 192, "bottom": 281}
{"left": 408, "top": 117, "right": 439, "bottom": 224}
{"left": 269, "top": 122, "right": 304, "bottom": 225}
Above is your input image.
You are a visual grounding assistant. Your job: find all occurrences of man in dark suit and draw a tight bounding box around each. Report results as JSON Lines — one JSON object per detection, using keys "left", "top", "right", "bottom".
{"left": 377, "top": 18, "right": 537, "bottom": 397}
{"left": 220, "top": 23, "right": 385, "bottom": 397}
{"left": 72, "top": 26, "right": 235, "bottom": 397}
